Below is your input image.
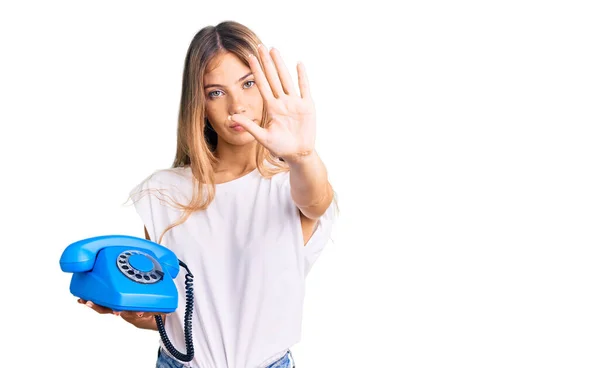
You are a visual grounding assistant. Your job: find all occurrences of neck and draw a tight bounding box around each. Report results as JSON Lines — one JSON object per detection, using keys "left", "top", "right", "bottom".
{"left": 214, "top": 140, "right": 258, "bottom": 174}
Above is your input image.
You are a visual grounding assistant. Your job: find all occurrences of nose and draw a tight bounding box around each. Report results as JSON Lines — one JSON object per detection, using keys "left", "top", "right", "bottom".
{"left": 228, "top": 91, "right": 247, "bottom": 116}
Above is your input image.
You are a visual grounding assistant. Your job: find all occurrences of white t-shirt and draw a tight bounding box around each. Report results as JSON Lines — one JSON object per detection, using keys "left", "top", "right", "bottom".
{"left": 128, "top": 164, "right": 337, "bottom": 368}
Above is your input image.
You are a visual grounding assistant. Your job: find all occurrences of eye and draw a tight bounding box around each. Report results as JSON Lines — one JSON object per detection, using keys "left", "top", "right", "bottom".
{"left": 207, "top": 81, "right": 254, "bottom": 100}
{"left": 208, "top": 90, "right": 223, "bottom": 99}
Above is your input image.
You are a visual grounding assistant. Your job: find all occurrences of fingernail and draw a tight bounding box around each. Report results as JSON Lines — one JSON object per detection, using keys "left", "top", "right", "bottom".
{"left": 228, "top": 115, "right": 232, "bottom": 121}
{"left": 85, "top": 301, "right": 93, "bottom": 308}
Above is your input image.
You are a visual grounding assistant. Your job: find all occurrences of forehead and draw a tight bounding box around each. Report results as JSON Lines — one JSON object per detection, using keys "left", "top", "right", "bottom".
{"left": 204, "top": 52, "right": 250, "bottom": 82}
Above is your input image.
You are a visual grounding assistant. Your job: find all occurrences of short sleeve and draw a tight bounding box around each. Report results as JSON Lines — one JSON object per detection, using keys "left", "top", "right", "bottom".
{"left": 128, "top": 175, "right": 160, "bottom": 243}
{"left": 128, "top": 171, "right": 182, "bottom": 245}
{"left": 302, "top": 194, "right": 338, "bottom": 276}
{"left": 275, "top": 170, "right": 339, "bottom": 276}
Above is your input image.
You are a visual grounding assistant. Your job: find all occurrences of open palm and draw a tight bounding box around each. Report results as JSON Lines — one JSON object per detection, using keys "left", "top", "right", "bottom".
{"left": 230, "top": 45, "right": 316, "bottom": 162}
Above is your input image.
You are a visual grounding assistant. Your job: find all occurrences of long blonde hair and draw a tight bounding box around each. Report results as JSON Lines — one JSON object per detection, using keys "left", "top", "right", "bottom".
{"left": 131, "top": 21, "right": 337, "bottom": 244}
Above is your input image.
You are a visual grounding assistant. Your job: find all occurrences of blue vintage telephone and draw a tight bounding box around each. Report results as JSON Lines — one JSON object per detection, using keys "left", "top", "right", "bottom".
{"left": 59, "top": 234, "right": 195, "bottom": 362}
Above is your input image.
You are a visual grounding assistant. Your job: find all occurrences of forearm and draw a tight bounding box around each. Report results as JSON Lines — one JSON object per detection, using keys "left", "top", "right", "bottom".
{"left": 287, "top": 150, "right": 333, "bottom": 219}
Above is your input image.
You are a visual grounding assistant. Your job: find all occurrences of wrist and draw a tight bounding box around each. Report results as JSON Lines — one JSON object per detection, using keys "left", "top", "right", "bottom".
{"left": 284, "top": 150, "right": 317, "bottom": 168}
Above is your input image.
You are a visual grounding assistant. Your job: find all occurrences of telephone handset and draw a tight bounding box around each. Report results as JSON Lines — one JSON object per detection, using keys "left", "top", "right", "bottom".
{"left": 60, "top": 234, "right": 194, "bottom": 362}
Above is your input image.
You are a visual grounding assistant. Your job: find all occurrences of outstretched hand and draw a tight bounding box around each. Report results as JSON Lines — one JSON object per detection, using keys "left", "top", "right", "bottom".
{"left": 230, "top": 44, "right": 317, "bottom": 163}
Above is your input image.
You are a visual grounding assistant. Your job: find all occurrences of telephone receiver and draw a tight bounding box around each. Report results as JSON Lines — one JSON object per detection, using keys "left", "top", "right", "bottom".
{"left": 59, "top": 234, "right": 195, "bottom": 362}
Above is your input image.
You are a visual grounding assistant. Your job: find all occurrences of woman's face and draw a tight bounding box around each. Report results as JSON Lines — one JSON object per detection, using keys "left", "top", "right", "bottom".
{"left": 203, "top": 52, "right": 263, "bottom": 146}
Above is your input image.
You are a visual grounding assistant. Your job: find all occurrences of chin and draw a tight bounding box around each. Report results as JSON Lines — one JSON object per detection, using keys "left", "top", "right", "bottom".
{"left": 238, "top": 134, "right": 257, "bottom": 145}
{"left": 224, "top": 132, "right": 255, "bottom": 146}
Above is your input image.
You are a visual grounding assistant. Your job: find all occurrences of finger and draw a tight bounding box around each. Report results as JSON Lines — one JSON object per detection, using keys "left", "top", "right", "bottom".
{"left": 257, "top": 44, "right": 284, "bottom": 98}
{"left": 229, "top": 114, "right": 268, "bottom": 145}
{"left": 270, "top": 48, "right": 297, "bottom": 97}
{"left": 249, "top": 52, "right": 275, "bottom": 101}
{"left": 297, "top": 62, "right": 312, "bottom": 100}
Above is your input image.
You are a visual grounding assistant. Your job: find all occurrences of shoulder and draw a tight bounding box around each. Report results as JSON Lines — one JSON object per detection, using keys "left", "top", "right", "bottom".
{"left": 148, "top": 167, "right": 191, "bottom": 185}
{"left": 129, "top": 167, "right": 192, "bottom": 203}
{"left": 133, "top": 167, "right": 190, "bottom": 189}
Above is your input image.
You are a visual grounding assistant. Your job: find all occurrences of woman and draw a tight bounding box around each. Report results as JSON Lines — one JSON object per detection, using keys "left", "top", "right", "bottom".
{"left": 79, "top": 20, "right": 338, "bottom": 368}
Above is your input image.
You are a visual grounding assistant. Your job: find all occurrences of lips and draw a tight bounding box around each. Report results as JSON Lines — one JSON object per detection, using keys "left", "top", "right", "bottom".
{"left": 229, "top": 119, "right": 257, "bottom": 128}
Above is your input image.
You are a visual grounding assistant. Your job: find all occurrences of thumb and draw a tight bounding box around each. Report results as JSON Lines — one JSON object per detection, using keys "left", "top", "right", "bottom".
{"left": 229, "top": 115, "right": 267, "bottom": 144}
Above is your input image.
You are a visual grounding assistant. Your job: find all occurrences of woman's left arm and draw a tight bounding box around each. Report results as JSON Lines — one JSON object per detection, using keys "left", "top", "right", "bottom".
{"left": 287, "top": 151, "right": 334, "bottom": 220}
{"left": 228, "top": 44, "right": 334, "bottom": 220}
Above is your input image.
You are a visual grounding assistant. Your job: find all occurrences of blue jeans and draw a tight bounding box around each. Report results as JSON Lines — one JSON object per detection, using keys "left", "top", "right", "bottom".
{"left": 156, "top": 347, "right": 296, "bottom": 368}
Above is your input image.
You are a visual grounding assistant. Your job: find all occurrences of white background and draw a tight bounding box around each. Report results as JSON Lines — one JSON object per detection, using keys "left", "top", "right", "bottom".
{"left": 1, "top": 0, "right": 599, "bottom": 367}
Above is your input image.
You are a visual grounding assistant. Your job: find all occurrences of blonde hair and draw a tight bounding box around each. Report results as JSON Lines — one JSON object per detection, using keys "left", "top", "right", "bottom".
{"left": 130, "top": 21, "right": 337, "bottom": 244}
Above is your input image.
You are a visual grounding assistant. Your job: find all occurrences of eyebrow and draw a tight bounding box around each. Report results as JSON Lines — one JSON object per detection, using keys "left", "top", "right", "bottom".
{"left": 204, "top": 72, "right": 253, "bottom": 89}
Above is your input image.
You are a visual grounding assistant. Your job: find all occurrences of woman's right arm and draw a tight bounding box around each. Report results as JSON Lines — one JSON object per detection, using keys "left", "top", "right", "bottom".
{"left": 76, "top": 227, "right": 169, "bottom": 330}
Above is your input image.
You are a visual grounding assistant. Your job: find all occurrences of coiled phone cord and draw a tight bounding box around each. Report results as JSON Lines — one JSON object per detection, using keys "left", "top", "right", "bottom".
{"left": 155, "top": 260, "right": 194, "bottom": 362}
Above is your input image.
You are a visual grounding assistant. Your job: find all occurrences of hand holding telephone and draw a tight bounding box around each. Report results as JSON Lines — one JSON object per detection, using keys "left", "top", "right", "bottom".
{"left": 59, "top": 234, "right": 194, "bottom": 362}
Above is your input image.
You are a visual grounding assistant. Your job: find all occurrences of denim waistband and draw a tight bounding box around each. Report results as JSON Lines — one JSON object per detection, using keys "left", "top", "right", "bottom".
{"left": 156, "top": 347, "right": 295, "bottom": 368}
